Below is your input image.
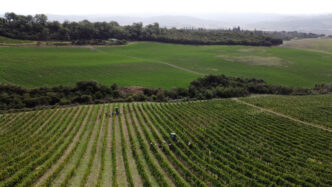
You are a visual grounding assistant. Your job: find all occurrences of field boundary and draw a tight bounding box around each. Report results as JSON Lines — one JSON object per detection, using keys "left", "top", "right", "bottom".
{"left": 232, "top": 98, "right": 332, "bottom": 132}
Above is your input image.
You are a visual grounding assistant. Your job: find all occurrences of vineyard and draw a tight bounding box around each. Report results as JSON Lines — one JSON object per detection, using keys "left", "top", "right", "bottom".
{"left": 0, "top": 97, "right": 331, "bottom": 186}
{"left": 241, "top": 94, "right": 332, "bottom": 128}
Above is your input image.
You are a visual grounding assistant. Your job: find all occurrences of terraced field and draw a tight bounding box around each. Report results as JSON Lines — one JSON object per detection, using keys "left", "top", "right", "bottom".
{"left": 0, "top": 97, "right": 331, "bottom": 186}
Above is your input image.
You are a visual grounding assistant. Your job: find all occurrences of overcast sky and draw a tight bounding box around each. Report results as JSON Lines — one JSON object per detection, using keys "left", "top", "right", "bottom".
{"left": 1, "top": 0, "right": 332, "bottom": 15}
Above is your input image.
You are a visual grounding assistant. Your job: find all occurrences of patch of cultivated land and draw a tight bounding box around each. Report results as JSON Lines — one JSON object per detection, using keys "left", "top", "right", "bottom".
{"left": 1, "top": 42, "right": 332, "bottom": 88}
{"left": 0, "top": 96, "right": 331, "bottom": 186}
{"left": 283, "top": 38, "right": 332, "bottom": 53}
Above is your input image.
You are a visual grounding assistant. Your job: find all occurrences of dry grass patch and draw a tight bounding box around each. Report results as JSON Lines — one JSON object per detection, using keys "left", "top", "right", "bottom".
{"left": 237, "top": 48, "right": 266, "bottom": 53}
{"left": 217, "top": 55, "right": 291, "bottom": 67}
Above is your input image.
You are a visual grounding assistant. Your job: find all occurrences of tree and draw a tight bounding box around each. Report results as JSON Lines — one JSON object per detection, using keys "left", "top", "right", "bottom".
{"left": 34, "top": 14, "right": 48, "bottom": 25}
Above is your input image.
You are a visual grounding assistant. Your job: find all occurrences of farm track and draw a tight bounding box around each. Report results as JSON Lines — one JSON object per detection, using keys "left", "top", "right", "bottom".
{"left": 0, "top": 97, "right": 331, "bottom": 186}
{"left": 233, "top": 98, "right": 332, "bottom": 132}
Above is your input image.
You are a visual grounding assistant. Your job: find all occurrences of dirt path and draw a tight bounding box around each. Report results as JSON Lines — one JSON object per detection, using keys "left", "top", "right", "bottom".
{"left": 34, "top": 106, "right": 92, "bottom": 186}
{"left": 232, "top": 98, "right": 332, "bottom": 133}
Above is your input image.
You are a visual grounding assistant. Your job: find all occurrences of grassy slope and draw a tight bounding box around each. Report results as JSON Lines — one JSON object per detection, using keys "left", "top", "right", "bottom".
{"left": 283, "top": 38, "right": 332, "bottom": 53}
{"left": 0, "top": 41, "right": 331, "bottom": 89}
{"left": 241, "top": 94, "right": 332, "bottom": 128}
{"left": 0, "top": 36, "right": 33, "bottom": 44}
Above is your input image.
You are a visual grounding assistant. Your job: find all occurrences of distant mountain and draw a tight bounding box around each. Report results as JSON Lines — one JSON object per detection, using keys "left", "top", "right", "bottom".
{"left": 46, "top": 14, "right": 226, "bottom": 29}
{"left": 246, "top": 14, "right": 332, "bottom": 35}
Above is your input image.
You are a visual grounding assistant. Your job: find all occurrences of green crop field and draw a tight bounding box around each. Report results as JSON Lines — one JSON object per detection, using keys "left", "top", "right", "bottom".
{"left": 1, "top": 41, "right": 332, "bottom": 89}
{"left": 283, "top": 38, "right": 332, "bottom": 53}
{"left": 0, "top": 96, "right": 331, "bottom": 186}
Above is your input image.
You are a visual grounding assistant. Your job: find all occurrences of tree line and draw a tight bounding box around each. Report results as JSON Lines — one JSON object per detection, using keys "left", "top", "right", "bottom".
{"left": 0, "top": 12, "right": 285, "bottom": 46}
{"left": 1, "top": 75, "right": 331, "bottom": 112}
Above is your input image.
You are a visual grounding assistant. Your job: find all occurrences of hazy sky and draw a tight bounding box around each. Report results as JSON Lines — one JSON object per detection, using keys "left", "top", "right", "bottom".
{"left": 1, "top": 0, "right": 332, "bottom": 15}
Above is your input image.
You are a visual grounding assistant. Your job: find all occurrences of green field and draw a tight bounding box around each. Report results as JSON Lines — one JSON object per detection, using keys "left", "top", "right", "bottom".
{"left": 1, "top": 41, "right": 332, "bottom": 89}
{"left": 0, "top": 96, "right": 331, "bottom": 186}
{"left": 0, "top": 36, "right": 33, "bottom": 44}
{"left": 284, "top": 38, "right": 332, "bottom": 53}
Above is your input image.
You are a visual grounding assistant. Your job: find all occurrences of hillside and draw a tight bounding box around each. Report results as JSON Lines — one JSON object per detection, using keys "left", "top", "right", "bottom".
{"left": 0, "top": 95, "right": 331, "bottom": 186}
{"left": 248, "top": 14, "right": 332, "bottom": 35}
{"left": 283, "top": 38, "right": 332, "bottom": 53}
{"left": 0, "top": 36, "right": 33, "bottom": 44}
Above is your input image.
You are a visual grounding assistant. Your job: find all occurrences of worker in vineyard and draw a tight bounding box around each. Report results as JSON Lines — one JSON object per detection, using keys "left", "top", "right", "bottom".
{"left": 188, "top": 141, "right": 192, "bottom": 149}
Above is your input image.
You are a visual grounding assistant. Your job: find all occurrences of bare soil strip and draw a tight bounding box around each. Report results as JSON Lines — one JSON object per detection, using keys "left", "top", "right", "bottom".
{"left": 86, "top": 105, "right": 107, "bottom": 186}
{"left": 68, "top": 106, "right": 102, "bottom": 186}
{"left": 34, "top": 106, "right": 90, "bottom": 186}
{"left": 120, "top": 106, "right": 143, "bottom": 186}
{"left": 129, "top": 104, "right": 175, "bottom": 186}
{"left": 29, "top": 108, "right": 61, "bottom": 138}
{"left": 126, "top": 104, "right": 159, "bottom": 186}
{"left": 115, "top": 105, "right": 129, "bottom": 186}
{"left": 232, "top": 98, "right": 332, "bottom": 132}
{"left": 137, "top": 104, "right": 186, "bottom": 186}
{"left": 50, "top": 108, "right": 94, "bottom": 186}
{"left": 102, "top": 104, "right": 113, "bottom": 186}
{"left": 0, "top": 112, "right": 24, "bottom": 132}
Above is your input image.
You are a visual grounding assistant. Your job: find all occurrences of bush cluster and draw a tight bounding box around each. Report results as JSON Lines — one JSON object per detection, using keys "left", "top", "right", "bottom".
{"left": 0, "top": 75, "right": 330, "bottom": 112}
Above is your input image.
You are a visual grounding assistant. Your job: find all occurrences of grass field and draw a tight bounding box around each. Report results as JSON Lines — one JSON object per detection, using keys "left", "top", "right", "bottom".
{"left": 0, "top": 41, "right": 332, "bottom": 89}
{"left": 283, "top": 38, "right": 332, "bottom": 53}
{"left": 0, "top": 36, "right": 33, "bottom": 44}
{"left": 0, "top": 95, "right": 331, "bottom": 186}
